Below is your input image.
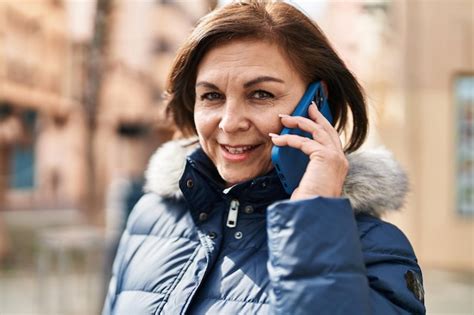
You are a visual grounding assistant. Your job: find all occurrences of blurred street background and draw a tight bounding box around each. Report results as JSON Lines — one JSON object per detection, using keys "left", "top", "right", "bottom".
{"left": 0, "top": 0, "right": 472, "bottom": 314}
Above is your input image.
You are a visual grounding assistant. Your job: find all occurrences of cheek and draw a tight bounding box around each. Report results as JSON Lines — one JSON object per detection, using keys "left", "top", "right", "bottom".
{"left": 194, "top": 110, "right": 217, "bottom": 138}
{"left": 269, "top": 117, "right": 283, "bottom": 134}
{"left": 260, "top": 97, "right": 303, "bottom": 134}
{"left": 255, "top": 112, "right": 283, "bottom": 135}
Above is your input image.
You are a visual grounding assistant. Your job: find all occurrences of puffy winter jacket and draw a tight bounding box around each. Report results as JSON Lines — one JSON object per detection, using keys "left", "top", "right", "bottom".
{"left": 103, "top": 139, "right": 426, "bottom": 315}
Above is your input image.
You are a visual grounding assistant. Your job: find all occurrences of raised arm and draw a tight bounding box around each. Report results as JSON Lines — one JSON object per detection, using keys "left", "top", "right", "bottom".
{"left": 266, "top": 196, "right": 425, "bottom": 315}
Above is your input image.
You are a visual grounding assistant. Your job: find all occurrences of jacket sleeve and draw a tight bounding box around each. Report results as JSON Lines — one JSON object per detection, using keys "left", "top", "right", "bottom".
{"left": 266, "top": 196, "right": 426, "bottom": 315}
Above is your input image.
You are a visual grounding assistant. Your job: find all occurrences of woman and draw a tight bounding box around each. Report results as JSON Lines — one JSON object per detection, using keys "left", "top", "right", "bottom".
{"left": 103, "top": 1, "right": 425, "bottom": 314}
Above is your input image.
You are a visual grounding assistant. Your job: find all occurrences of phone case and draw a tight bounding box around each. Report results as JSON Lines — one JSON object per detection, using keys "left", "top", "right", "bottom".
{"left": 271, "top": 81, "right": 333, "bottom": 194}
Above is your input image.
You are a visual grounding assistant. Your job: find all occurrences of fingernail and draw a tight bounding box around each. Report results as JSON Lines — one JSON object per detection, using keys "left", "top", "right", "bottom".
{"left": 311, "top": 101, "right": 318, "bottom": 109}
{"left": 269, "top": 133, "right": 279, "bottom": 138}
{"left": 278, "top": 114, "right": 290, "bottom": 118}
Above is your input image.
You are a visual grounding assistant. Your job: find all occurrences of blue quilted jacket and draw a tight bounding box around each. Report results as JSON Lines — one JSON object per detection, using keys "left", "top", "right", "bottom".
{"left": 103, "top": 140, "right": 425, "bottom": 315}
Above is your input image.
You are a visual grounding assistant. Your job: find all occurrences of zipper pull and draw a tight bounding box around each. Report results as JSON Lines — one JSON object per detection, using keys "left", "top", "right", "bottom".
{"left": 226, "top": 199, "right": 239, "bottom": 228}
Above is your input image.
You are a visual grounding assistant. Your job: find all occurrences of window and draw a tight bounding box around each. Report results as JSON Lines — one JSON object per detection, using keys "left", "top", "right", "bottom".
{"left": 455, "top": 75, "right": 474, "bottom": 215}
{"left": 9, "top": 110, "right": 37, "bottom": 190}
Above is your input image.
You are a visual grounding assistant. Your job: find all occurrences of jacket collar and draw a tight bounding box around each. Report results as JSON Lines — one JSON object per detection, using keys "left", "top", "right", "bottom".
{"left": 144, "top": 138, "right": 409, "bottom": 218}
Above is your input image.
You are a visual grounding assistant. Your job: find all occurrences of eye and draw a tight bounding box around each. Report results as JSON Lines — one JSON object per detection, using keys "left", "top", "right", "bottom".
{"left": 251, "top": 90, "right": 274, "bottom": 100}
{"left": 200, "top": 92, "right": 223, "bottom": 101}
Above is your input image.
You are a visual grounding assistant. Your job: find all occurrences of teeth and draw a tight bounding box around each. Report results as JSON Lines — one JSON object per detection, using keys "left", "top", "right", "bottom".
{"left": 224, "top": 145, "right": 255, "bottom": 154}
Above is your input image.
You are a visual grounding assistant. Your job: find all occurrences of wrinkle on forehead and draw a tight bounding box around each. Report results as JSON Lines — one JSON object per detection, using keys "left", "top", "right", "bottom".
{"left": 196, "top": 39, "right": 303, "bottom": 89}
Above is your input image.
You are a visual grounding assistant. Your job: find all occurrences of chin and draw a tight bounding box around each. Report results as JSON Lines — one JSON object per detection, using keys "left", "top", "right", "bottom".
{"left": 219, "top": 163, "right": 274, "bottom": 187}
{"left": 219, "top": 170, "right": 256, "bottom": 187}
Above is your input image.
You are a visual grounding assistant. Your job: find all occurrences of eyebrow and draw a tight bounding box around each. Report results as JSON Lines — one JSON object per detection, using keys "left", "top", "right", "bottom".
{"left": 243, "top": 76, "right": 285, "bottom": 88}
{"left": 195, "top": 76, "right": 285, "bottom": 89}
{"left": 195, "top": 81, "right": 219, "bottom": 89}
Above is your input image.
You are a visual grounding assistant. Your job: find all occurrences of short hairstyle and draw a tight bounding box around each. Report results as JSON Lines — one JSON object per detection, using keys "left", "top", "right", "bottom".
{"left": 166, "top": 0, "right": 368, "bottom": 153}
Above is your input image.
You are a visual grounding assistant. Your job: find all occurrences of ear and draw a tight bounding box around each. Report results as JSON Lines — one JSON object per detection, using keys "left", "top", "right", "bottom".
{"left": 321, "top": 81, "right": 329, "bottom": 97}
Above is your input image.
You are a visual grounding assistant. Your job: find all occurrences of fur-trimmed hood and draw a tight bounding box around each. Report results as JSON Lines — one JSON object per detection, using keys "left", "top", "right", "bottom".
{"left": 144, "top": 138, "right": 409, "bottom": 217}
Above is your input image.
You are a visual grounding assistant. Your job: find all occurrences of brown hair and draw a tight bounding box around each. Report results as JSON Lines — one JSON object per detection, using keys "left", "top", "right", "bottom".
{"left": 166, "top": 0, "right": 368, "bottom": 153}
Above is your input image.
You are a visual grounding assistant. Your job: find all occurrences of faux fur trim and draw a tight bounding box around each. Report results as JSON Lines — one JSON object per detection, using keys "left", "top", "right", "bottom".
{"left": 144, "top": 138, "right": 408, "bottom": 217}
{"left": 143, "top": 138, "right": 200, "bottom": 199}
{"left": 343, "top": 149, "right": 408, "bottom": 216}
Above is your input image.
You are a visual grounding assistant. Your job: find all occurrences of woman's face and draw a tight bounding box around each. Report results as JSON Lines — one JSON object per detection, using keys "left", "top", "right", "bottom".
{"left": 194, "top": 39, "right": 307, "bottom": 187}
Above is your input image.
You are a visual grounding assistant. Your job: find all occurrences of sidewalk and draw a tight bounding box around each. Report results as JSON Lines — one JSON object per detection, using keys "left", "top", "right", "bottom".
{"left": 0, "top": 270, "right": 105, "bottom": 315}
{"left": 424, "top": 268, "right": 474, "bottom": 315}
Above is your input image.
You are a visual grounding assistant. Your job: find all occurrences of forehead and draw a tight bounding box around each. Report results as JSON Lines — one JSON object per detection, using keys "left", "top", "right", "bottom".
{"left": 196, "top": 39, "right": 302, "bottom": 83}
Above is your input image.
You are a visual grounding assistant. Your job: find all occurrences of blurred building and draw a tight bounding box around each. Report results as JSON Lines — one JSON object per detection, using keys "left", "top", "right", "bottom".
{"left": 319, "top": 0, "right": 473, "bottom": 271}
{"left": 392, "top": 0, "right": 472, "bottom": 272}
{"left": 0, "top": 0, "right": 216, "bottom": 217}
{"left": 96, "top": 0, "right": 216, "bottom": 205}
{"left": 0, "top": 0, "right": 86, "bottom": 210}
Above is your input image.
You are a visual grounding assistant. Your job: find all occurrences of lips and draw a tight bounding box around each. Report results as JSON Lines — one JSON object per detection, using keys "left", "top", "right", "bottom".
{"left": 223, "top": 145, "right": 258, "bottom": 154}
{"left": 220, "top": 144, "right": 261, "bottom": 162}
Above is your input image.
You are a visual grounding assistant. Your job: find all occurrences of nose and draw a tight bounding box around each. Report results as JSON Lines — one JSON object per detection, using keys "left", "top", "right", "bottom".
{"left": 218, "top": 99, "right": 250, "bottom": 133}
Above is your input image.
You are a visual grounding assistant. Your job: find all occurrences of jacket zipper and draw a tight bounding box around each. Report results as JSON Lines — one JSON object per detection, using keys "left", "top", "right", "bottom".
{"left": 226, "top": 199, "right": 239, "bottom": 228}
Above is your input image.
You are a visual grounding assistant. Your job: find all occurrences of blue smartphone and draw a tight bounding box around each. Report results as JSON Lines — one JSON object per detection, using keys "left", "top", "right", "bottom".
{"left": 271, "top": 81, "right": 333, "bottom": 195}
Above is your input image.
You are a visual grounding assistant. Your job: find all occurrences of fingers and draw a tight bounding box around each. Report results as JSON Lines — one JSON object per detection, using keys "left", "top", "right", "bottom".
{"left": 308, "top": 102, "right": 342, "bottom": 149}
{"left": 278, "top": 113, "right": 333, "bottom": 147}
{"left": 279, "top": 102, "right": 341, "bottom": 149}
{"left": 270, "top": 133, "right": 325, "bottom": 156}
{"left": 273, "top": 101, "right": 344, "bottom": 157}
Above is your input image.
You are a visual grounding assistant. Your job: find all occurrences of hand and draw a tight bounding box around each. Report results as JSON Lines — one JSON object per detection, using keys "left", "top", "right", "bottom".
{"left": 270, "top": 102, "right": 349, "bottom": 200}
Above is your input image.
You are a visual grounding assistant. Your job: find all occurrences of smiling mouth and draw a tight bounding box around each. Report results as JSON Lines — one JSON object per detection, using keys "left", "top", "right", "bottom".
{"left": 222, "top": 145, "right": 259, "bottom": 154}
